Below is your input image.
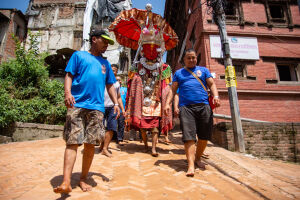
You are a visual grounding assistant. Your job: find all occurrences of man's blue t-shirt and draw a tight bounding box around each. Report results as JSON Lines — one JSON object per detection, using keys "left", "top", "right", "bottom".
{"left": 120, "top": 87, "right": 127, "bottom": 112}
{"left": 173, "top": 66, "right": 212, "bottom": 107}
{"left": 65, "top": 51, "right": 116, "bottom": 113}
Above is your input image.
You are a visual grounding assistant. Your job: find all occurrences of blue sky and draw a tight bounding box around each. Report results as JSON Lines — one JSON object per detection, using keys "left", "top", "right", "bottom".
{"left": 0, "top": 0, "right": 165, "bottom": 17}
{"left": 132, "top": 0, "right": 165, "bottom": 16}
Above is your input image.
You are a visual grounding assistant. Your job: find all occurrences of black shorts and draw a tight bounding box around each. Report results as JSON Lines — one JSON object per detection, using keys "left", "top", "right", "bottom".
{"left": 179, "top": 103, "right": 213, "bottom": 142}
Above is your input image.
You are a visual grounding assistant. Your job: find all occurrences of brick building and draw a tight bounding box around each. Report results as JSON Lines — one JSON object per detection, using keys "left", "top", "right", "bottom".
{"left": 164, "top": 0, "right": 300, "bottom": 122}
{"left": 0, "top": 9, "right": 27, "bottom": 63}
{"left": 26, "top": 0, "right": 132, "bottom": 77}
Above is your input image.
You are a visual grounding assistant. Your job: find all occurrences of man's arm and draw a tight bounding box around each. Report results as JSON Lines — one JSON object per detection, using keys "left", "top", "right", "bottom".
{"left": 206, "top": 77, "right": 220, "bottom": 107}
{"left": 164, "top": 82, "right": 179, "bottom": 115}
{"left": 106, "top": 84, "right": 120, "bottom": 118}
{"left": 64, "top": 72, "right": 75, "bottom": 108}
{"left": 174, "top": 93, "right": 179, "bottom": 117}
{"left": 117, "top": 90, "right": 125, "bottom": 115}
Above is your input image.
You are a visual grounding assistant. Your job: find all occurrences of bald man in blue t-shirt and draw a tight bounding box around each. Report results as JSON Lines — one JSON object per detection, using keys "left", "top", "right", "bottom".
{"left": 164, "top": 49, "right": 220, "bottom": 177}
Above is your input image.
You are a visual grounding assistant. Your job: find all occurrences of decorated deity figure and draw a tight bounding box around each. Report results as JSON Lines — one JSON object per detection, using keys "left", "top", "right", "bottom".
{"left": 109, "top": 4, "right": 178, "bottom": 156}
{"left": 126, "top": 21, "right": 173, "bottom": 155}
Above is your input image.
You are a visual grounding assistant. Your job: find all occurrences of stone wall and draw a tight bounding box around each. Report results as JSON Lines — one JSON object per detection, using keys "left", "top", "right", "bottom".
{"left": 212, "top": 122, "right": 300, "bottom": 163}
{"left": 0, "top": 122, "right": 63, "bottom": 143}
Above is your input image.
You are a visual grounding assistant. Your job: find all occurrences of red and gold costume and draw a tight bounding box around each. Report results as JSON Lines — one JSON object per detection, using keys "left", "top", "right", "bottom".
{"left": 109, "top": 4, "right": 178, "bottom": 135}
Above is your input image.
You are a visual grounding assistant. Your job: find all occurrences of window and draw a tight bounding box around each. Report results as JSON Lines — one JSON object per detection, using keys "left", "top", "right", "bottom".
{"left": 269, "top": 3, "right": 286, "bottom": 23}
{"left": 219, "top": 62, "right": 254, "bottom": 80}
{"left": 235, "top": 64, "right": 247, "bottom": 78}
{"left": 224, "top": 0, "right": 240, "bottom": 23}
{"left": 264, "top": 1, "right": 293, "bottom": 28}
{"left": 277, "top": 64, "right": 299, "bottom": 82}
{"left": 270, "top": 5, "right": 284, "bottom": 19}
{"left": 225, "top": 2, "right": 237, "bottom": 17}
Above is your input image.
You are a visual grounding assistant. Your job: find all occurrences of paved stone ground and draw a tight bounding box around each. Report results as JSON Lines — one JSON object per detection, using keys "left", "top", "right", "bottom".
{"left": 0, "top": 131, "right": 300, "bottom": 200}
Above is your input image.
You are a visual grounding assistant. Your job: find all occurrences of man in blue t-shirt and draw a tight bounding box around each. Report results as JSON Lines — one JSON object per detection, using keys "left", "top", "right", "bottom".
{"left": 164, "top": 49, "right": 220, "bottom": 177}
{"left": 54, "top": 29, "right": 120, "bottom": 194}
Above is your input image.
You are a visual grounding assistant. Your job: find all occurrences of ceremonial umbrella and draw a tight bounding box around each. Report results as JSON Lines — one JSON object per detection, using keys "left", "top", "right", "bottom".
{"left": 108, "top": 8, "right": 178, "bottom": 51}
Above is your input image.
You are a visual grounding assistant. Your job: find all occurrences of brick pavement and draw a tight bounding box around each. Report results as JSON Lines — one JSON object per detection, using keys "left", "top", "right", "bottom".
{"left": 0, "top": 131, "right": 300, "bottom": 200}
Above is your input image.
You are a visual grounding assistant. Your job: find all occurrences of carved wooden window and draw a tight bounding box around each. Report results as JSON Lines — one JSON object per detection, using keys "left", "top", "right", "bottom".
{"left": 224, "top": 0, "right": 244, "bottom": 25}
{"left": 225, "top": 1, "right": 238, "bottom": 20}
{"left": 264, "top": 0, "right": 293, "bottom": 28}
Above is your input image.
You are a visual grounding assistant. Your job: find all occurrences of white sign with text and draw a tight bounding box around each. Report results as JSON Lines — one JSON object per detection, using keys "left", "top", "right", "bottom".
{"left": 210, "top": 35, "right": 259, "bottom": 60}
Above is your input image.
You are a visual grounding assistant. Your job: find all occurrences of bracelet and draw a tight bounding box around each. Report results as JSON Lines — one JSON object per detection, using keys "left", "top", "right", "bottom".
{"left": 114, "top": 104, "right": 119, "bottom": 106}
{"left": 214, "top": 96, "right": 219, "bottom": 99}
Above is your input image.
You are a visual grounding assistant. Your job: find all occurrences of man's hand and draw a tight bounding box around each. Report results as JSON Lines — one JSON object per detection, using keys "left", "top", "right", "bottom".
{"left": 65, "top": 92, "right": 76, "bottom": 108}
{"left": 114, "top": 105, "right": 120, "bottom": 119}
{"left": 213, "top": 96, "right": 221, "bottom": 108}
{"left": 121, "top": 109, "right": 126, "bottom": 117}
{"left": 174, "top": 107, "right": 180, "bottom": 117}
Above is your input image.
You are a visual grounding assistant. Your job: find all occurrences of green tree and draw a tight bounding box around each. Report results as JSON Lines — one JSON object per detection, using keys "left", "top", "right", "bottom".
{"left": 0, "top": 31, "right": 66, "bottom": 128}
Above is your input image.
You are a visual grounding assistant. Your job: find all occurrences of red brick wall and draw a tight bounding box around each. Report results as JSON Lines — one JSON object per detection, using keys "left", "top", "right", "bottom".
{"left": 212, "top": 122, "right": 300, "bottom": 163}
{"left": 3, "top": 12, "right": 17, "bottom": 61}
{"left": 165, "top": 0, "right": 300, "bottom": 125}
{"left": 290, "top": 5, "right": 300, "bottom": 25}
{"left": 242, "top": 2, "right": 267, "bottom": 23}
{"left": 0, "top": 10, "right": 27, "bottom": 63}
{"left": 202, "top": 3, "right": 300, "bottom": 36}
{"left": 197, "top": 1, "right": 300, "bottom": 123}
{"left": 214, "top": 93, "right": 300, "bottom": 123}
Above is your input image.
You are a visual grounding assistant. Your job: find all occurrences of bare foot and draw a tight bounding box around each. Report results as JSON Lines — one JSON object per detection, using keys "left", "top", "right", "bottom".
{"left": 195, "top": 159, "right": 206, "bottom": 170}
{"left": 151, "top": 149, "right": 159, "bottom": 157}
{"left": 101, "top": 149, "right": 112, "bottom": 157}
{"left": 186, "top": 168, "right": 195, "bottom": 177}
{"left": 165, "top": 137, "right": 171, "bottom": 144}
{"left": 53, "top": 182, "right": 72, "bottom": 194}
{"left": 79, "top": 179, "right": 92, "bottom": 192}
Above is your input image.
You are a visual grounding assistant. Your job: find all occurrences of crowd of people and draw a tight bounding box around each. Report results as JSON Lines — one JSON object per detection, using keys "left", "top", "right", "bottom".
{"left": 53, "top": 28, "right": 220, "bottom": 194}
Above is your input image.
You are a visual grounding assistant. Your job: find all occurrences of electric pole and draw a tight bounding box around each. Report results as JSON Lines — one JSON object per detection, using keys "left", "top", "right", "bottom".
{"left": 207, "top": 0, "right": 245, "bottom": 152}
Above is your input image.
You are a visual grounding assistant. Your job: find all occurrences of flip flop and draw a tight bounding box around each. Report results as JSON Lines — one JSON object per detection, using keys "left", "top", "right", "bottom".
{"left": 201, "top": 154, "right": 209, "bottom": 159}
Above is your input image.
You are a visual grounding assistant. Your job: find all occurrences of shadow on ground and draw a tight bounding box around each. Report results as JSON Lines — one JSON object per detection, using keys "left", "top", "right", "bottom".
{"left": 154, "top": 159, "right": 187, "bottom": 172}
{"left": 50, "top": 172, "right": 109, "bottom": 199}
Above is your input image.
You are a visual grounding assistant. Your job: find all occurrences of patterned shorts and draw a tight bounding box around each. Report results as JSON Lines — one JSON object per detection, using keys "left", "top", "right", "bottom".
{"left": 63, "top": 107, "right": 105, "bottom": 145}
